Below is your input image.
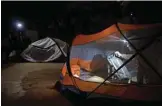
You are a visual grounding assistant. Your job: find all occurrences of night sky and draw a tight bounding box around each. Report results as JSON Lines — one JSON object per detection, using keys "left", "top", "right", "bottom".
{"left": 2, "top": 2, "right": 68, "bottom": 40}
{"left": 2, "top": 1, "right": 162, "bottom": 42}
{"left": 1, "top": 1, "right": 122, "bottom": 42}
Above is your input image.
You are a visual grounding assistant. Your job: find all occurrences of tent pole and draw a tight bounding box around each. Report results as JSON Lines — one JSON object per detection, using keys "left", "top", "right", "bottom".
{"left": 115, "top": 23, "right": 162, "bottom": 81}
{"left": 86, "top": 23, "right": 162, "bottom": 98}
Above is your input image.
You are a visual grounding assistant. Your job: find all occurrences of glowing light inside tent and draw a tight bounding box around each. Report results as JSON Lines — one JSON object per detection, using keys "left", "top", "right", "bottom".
{"left": 122, "top": 39, "right": 128, "bottom": 44}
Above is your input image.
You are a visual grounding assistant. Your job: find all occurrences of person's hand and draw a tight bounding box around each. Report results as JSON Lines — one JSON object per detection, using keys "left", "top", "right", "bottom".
{"left": 114, "top": 51, "right": 122, "bottom": 58}
{"left": 71, "top": 65, "right": 80, "bottom": 77}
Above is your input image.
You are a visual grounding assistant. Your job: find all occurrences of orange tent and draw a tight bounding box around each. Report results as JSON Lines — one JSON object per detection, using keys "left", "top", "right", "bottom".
{"left": 60, "top": 23, "right": 162, "bottom": 101}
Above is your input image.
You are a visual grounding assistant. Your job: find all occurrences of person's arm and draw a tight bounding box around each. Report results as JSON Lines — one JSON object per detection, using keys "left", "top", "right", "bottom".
{"left": 114, "top": 51, "right": 132, "bottom": 60}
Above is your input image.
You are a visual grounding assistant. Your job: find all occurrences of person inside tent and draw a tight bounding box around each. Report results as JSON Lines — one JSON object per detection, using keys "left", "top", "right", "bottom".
{"left": 70, "top": 51, "right": 134, "bottom": 83}
{"left": 111, "top": 51, "right": 137, "bottom": 83}
{"left": 79, "top": 54, "right": 110, "bottom": 83}
{"left": 69, "top": 49, "right": 111, "bottom": 83}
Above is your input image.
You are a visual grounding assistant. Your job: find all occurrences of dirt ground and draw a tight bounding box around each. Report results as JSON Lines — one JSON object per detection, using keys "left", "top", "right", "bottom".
{"left": 1, "top": 63, "right": 72, "bottom": 106}
{"left": 2, "top": 63, "right": 160, "bottom": 106}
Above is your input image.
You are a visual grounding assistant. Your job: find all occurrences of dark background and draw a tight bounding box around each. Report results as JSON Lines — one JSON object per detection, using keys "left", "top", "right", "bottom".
{"left": 2, "top": 1, "right": 162, "bottom": 64}
{"left": 1, "top": 1, "right": 121, "bottom": 42}
{"left": 2, "top": 1, "right": 162, "bottom": 41}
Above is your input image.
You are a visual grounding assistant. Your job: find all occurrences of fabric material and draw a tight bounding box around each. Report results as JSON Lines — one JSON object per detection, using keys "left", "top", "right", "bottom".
{"left": 60, "top": 23, "right": 162, "bottom": 101}
{"left": 62, "top": 23, "right": 162, "bottom": 85}
{"left": 21, "top": 37, "right": 68, "bottom": 62}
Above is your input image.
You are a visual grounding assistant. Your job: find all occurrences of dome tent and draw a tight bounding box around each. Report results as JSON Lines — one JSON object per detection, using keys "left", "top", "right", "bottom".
{"left": 21, "top": 37, "right": 68, "bottom": 62}
{"left": 60, "top": 23, "right": 162, "bottom": 101}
